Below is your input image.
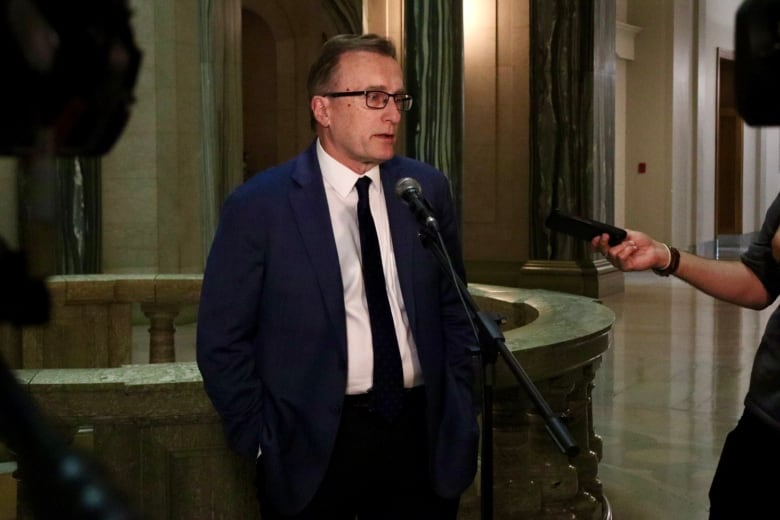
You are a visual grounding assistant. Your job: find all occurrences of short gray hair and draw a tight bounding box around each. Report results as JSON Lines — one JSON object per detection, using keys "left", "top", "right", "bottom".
{"left": 306, "top": 33, "right": 397, "bottom": 99}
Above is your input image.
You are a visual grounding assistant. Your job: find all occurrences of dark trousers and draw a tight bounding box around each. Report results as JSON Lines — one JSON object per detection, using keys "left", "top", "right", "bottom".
{"left": 709, "top": 409, "right": 780, "bottom": 519}
{"left": 256, "top": 387, "right": 459, "bottom": 520}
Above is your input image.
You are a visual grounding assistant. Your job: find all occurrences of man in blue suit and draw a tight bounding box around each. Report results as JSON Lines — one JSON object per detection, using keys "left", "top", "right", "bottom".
{"left": 197, "top": 33, "right": 479, "bottom": 519}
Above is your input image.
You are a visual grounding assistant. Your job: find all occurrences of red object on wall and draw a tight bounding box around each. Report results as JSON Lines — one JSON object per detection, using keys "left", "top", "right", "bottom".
{"left": 638, "top": 162, "right": 646, "bottom": 174}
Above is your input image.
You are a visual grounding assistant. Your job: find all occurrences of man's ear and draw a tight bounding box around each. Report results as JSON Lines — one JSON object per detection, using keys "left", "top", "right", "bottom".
{"left": 311, "top": 96, "right": 330, "bottom": 127}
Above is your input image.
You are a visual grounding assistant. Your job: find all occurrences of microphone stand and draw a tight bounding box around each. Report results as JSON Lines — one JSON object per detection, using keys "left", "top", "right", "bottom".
{"left": 417, "top": 227, "right": 578, "bottom": 520}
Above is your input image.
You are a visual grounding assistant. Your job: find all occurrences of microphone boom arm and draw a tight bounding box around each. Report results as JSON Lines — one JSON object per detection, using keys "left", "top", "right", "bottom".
{"left": 417, "top": 228, "right": 578, "bottom": 456}
{"left": 416, "top": 225, "right": 578, "bottom": 520}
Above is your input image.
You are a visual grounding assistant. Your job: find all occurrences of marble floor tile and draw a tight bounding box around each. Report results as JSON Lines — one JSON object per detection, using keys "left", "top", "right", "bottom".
{"left": 593, "top": 271, "right": 775, "bottom": 519}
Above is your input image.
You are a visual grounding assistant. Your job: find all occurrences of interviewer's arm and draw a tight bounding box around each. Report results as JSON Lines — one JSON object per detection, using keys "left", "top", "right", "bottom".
{"left": 592, "top": 230, "right": 771, "bottom": 310}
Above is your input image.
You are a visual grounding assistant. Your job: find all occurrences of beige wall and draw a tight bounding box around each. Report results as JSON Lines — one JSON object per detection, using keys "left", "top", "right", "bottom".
{"left": 695, "top": 1, "right": 777, "bottom": 235}
{"left": 693, "top": 0, "right": 738, "bottom": 243}
{"left": 625, "top": 0, "right": 778, "bottom": 249}
{"left": 615, "top": 0, "right": 642, "bottom": 229}
{"left": 101, "top": 0, "right": 204, "bottom": 274}
{"left": 624, "top": 0, "right": 676, "bottom": 243}
{"left": 461, "top": 0, "right": 529, "bottom": 263}
{"left": 364, "top": 0, "right": 404, "bottom": 54}
{"left": 759, "top": 128, "right": 780, "bottom": 214}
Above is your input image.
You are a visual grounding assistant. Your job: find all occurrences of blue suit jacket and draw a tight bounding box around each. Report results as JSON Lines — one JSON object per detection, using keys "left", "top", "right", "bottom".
{"left": 196, "top": 142, "right": 479, "bottom": 514}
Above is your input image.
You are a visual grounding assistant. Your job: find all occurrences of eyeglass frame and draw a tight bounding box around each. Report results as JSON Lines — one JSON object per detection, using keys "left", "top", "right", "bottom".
{"left": 323, "top": 90, "right": 414, "bottom": 111}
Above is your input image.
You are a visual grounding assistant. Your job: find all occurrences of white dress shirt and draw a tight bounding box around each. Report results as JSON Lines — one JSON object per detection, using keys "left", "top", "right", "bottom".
{"left": 317, "top": 140, "right": 423, "bottom": 394}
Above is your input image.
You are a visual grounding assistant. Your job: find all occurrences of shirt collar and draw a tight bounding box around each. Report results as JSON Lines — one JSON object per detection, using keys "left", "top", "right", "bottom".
{"left": 317, "top": 139, "right": 381, "bottom": 197}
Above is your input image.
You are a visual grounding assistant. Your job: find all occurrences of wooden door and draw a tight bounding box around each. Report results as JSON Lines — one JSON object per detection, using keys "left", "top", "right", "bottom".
{"left": 715, "top": 49, "right": 743, "bottom": 235}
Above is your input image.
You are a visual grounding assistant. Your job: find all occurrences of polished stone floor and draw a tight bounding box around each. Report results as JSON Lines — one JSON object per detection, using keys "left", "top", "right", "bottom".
{"left": 593, "top": 270, "right": 771, "bottom": 519}
{"left": 1, "top": 267, "right": 771, "bottom": 519}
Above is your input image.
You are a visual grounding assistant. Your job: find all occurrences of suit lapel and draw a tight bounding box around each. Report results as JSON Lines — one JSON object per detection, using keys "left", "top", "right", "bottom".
{"left": 381, "top": 162, "right": 419, "bottom": 333}
{"left": 289, "top": 145, "right": 347, "bottom": 354}
{"left": 285, "top": 148, "right": 420, "bottom": 351}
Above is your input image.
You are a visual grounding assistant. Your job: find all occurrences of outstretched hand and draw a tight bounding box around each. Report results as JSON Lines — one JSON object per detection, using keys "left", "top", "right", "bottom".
{"left": 590, "top": 230, "right": 669, "bottom": 273}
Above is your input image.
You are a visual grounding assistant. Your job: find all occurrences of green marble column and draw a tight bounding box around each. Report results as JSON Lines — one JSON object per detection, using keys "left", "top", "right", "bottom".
{"left": 56, "top": 157, "right": 101, "bottom": 273}
{"left": 17, "top": 156, "right": 101, "bottom": 276}
{"left": 404, "top": 0, "right": 464, "bottom": 218}
{"left": 523, "top": 0, "right": 621, "bottom": 296}
{"left": 199, "top": 0, "right": 242, "bottom": 258}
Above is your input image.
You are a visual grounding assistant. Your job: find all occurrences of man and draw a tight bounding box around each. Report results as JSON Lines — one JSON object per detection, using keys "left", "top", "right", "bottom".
{"left": 196, "top": 33, "right": 479, "bottom": 519}
{"left": 592, "top": 195, "right": 780, "bottom": 519}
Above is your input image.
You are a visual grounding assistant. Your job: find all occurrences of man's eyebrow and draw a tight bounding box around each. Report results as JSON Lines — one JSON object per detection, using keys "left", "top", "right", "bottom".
{"left": 364, "top": 85, "right": 408, "bottom": 94}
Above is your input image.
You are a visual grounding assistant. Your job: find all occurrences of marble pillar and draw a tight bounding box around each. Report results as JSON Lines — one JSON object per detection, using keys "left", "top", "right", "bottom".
{"left": 521, "top": 0, "right": 622, "bottom": 297}
{"left": 404, "top": 0, "right": 464, "bottom": 217}
{"left": 199, "top": 0, "right": 243, "bottom": 259}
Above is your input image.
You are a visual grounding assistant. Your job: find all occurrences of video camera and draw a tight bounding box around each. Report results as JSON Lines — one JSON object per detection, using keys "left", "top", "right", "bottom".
{"left": 0, "top": 0, "right": 141, "bottom": 326}
{"left": 0, "top": 0, "right": 140, "bottom": 157}
{"left": 1, "top": 1, "right": 141, "bottom": 518}
{"left": 735, "top": 0, "right": 780, "bottom": 126}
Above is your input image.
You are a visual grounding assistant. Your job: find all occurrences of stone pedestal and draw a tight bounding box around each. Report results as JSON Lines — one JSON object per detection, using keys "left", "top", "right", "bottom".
{"left": 470, "top": 283, "right": 613, "bottom": 518}
{"left": 518, "top": 259, "right": 625, "bottom": 298}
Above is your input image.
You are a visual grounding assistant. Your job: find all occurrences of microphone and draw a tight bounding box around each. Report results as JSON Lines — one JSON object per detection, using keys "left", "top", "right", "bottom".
{"left": 395, "top": 177, "right": 439, "bottom": 232}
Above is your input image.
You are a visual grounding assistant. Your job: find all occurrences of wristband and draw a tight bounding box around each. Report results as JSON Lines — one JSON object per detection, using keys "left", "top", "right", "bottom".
{"left": 652, "top": 245, "right": 680, "bottom": 277}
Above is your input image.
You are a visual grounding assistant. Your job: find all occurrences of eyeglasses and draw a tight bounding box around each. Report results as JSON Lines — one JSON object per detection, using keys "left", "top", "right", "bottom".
{"left": 324, "top": 90, "right": 414, "bottom": 112}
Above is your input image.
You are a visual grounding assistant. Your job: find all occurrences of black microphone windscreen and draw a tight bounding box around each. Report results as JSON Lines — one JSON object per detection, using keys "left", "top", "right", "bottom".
{"left": 395, "top": 177, "right": 422, "bottom": 199}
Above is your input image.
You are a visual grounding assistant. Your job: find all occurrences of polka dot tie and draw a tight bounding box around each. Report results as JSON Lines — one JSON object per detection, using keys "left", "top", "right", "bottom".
{"left": 355, "top": 176, "right": 405, "bottom": 422}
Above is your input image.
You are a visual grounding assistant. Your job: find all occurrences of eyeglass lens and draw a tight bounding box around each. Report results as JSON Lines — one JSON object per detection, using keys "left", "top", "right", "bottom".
{"left": 365, "top": 91, "right": 412, "bottom": 111}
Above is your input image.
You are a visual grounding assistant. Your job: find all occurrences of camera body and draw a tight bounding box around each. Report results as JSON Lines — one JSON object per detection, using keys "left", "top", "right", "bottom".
{"left": 735, "top": 0, "right": 780, "bottom": 126}
{"left": 0, "top": 0, "right": 141, "bottom": 156}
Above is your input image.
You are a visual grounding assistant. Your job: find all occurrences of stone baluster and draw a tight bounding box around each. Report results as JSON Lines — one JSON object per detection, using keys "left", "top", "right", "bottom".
{"left": 492, "top": 387, "right": 540, "bottom": 516}
{"left": 569, "top": 361, "right": 604, "bottom": 503}
{"left": 141, "top": 304, "right": 180, "bottom": 363}
{"left": 491, "top": 380, "right": 588, "bottom": 518}
{"left": 491, "top": 370, "right": 602, "bottom": 518}
{"left": 534, "top": 373, "right": 597, "bottom": 518}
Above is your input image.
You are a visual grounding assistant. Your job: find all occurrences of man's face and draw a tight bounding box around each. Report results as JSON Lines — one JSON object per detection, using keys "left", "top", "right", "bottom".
{"left": 312, "top": 51, "right": 405, "bottom": 174}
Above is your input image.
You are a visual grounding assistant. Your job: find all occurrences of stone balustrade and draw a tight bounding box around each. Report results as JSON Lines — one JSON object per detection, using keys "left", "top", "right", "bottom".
{"left": 0, "top": 274, "right": 202, "bottom": 369}
{"left": 2, "top": 280, "right": 614, "bottom": 519}
{"left": 8, "top": 363, "right": 256, "bottom": 519}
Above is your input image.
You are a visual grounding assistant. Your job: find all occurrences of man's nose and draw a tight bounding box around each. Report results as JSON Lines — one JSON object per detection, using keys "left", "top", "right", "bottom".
{"left": 383, "top": 102, "right": 402, "bottom": 123}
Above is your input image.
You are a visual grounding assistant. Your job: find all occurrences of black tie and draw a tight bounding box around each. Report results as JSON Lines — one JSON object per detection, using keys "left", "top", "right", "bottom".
{"left": 355, "top": 176, "right": 405, "bottom": 422}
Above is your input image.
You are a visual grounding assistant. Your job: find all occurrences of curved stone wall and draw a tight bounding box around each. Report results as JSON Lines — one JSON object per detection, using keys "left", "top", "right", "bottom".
{"left": 4, "top": 282, "right": 613, "bottom": 519}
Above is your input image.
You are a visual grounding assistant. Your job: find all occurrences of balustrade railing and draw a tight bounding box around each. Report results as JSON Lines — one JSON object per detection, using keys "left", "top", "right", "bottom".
{"left": 1, "top": 274, "right": 202, "bottom": 369}
{"left": 0, "top": 278, "right": 615, "bottom": 519}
